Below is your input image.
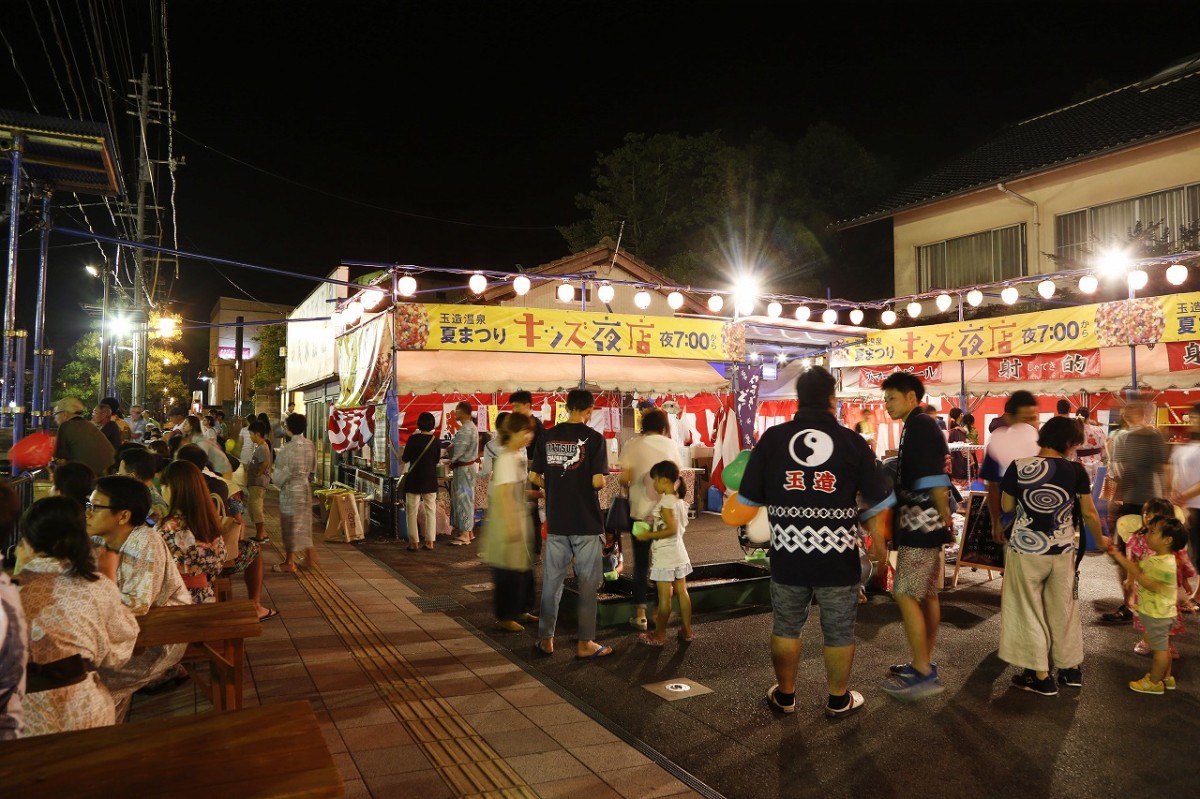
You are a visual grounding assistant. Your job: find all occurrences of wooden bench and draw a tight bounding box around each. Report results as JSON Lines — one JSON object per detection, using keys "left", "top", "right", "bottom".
{"left": 136, "top": 599, "right": 261, "bottom": 711}
{"left": 0, "top": 700, "right": 343, "bottom": 798}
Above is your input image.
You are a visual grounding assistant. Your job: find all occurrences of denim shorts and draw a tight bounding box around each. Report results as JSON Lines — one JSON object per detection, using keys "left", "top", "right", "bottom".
{"left": 771, "top": 582, "right": 859, "bottom": 647}
{"left": 1141, "top": 614, "right": 1173, "bottom": 651}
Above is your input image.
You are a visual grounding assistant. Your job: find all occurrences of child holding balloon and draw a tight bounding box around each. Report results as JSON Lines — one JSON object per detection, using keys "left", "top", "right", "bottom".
{"left": 634, "top": 460, "right": 694, "bottom": 645}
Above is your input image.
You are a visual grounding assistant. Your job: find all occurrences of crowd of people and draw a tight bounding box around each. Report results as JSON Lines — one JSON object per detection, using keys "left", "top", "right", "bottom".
{"left": 0, "top": 397, "right": 317, "bottom": 739}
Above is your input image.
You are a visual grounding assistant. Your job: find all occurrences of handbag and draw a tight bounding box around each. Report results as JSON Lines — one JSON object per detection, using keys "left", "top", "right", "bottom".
{"left": 604, "top": 490, "right": 633, "bottom": 534}
{"left": 893, "top": 423, "right": 954, "bottom": 545}
{"left": 398, "top": 434, "right": 435, "bottom": 496}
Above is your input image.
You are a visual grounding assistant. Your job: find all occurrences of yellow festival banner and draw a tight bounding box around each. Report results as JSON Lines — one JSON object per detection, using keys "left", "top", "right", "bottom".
{"left": 831, "top": 292, "right": 1200, "bottom": 368}
{"left": 393, "top": 303, "right": 746, "bottom": 362}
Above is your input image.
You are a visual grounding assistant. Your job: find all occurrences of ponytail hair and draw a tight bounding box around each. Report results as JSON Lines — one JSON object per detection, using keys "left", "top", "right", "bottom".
{"left": 649, "top": 460, "right": 687, "bottom": 502}
{"left": 21, "top": 496, "right": 99, "bottom": 581}
{"left": 500, "top": 412, "right": 532, "bottom": 445}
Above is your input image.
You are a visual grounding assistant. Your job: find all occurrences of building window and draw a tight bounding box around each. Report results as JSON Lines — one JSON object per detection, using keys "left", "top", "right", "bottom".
{"left": 1055, "top": 183, "right": 1200, "bottom": 264}
{"left": 918, "top": 224, "right": 1025, "bottom": 291}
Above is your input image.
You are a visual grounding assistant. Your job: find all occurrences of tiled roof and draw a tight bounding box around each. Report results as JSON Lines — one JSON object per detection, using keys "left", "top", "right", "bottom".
{"left": 0, "top": 108, "right": 120, "bottom": 196}
{"left": 835, "top": 54, "right": 1200, "bottom": 229}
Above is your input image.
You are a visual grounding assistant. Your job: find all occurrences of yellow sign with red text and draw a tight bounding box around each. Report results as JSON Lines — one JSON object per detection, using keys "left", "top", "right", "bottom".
{"left": 392, "top": 303, "right": 746, "bottom": 362}
{"left": 832, "top": 292, "right": 1200, "bottom": 368}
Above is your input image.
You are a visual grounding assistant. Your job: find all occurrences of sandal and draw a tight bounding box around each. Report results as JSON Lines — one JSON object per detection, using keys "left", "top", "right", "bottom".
{"left": 637, "top": 633, "right": 665, "bottom": 647}
{"left": 422, "top": 542, "right": 435, "bottom": 550}
{"left": 270, "top": 562, "right": 297, "bottom": 574}
{"left": 407, "top": 543, "right": 420, "bottom": 551}
{"left": 1099, "top": 605, "right": 1133, "bottom": 623}
{"left": 678, "top": 629, "right": 695, "bottom": 642}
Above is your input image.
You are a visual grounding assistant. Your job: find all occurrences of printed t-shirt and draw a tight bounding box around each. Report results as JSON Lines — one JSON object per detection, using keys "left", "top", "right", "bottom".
{"left": 533, "top": 422, "right": 608, "bottom": 536}
{"left": 1000, "top": 456, "right": 1090, "bottom": 555}
{"left": 738, "top": 408, "right": 892, "bottom": 587}
{"left": 1139, "top": 553, "right": 1178, "bottom": 619}
{"left": 894, "top": 410, "right": 952, "bottom": 549}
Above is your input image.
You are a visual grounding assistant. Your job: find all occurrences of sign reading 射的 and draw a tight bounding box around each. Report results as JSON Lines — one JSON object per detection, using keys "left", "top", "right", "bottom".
{"left": 832, "top": 292, "right": 1200, "bottom": 368}
{"left": 392, "top": 303, "right": 746, "bottom": 362}
{"left": 987, "top": 349, "right": 1101, "bottom": 382}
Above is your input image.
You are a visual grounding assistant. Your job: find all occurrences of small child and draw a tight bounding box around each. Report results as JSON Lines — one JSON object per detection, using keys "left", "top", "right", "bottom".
{"left": 634, "top": 461, "right": 693, "bottom": 646}
{"left": 1110, "top": 518, "right": 1189, "bottom": 694}
{"left": 1123, "top": 500, "right": 1196, "bottom": 660}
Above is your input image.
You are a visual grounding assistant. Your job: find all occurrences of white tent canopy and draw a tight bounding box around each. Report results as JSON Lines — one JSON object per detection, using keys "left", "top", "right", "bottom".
{"left": 393, "top": 350, "right": 728, "bottom": 395}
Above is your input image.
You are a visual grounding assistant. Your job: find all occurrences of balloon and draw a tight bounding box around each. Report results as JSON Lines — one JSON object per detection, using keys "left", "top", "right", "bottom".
{"left": 721, "top": 492, "right": 758, "bottom": 527}
{"left": 744, "top": 508, "right": 771, "bottom": 544}
{"left": 9, "top": 431, "right": 55, "bottom": 470}
{"left": 722, "top": 450, "right": 752, "bottom": 492}
{"left": 225, "top": 438, "right": 237, "bottom": 453}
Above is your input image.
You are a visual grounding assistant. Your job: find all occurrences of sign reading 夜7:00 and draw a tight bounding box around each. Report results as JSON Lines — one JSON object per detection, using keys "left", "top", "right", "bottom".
{"left": 392, "top": 303, "right": 747, "bottom": 362}
{"left": 831, "top": 291, "right": 1200, "bottom": 368}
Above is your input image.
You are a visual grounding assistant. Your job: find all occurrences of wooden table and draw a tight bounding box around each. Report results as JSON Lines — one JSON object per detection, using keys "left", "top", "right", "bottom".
{"left": 136, "top": 599, "right": 262, "bottom": 711}
{"left": 0, "top": 700, "right": 343, "bottom": 798}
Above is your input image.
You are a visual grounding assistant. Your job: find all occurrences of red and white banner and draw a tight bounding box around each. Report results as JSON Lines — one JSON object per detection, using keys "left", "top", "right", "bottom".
{"left": 328, "top": 406, "right": 376, "bottom": 452}
{"left": 1167, "top": 340, "right": 1200, "bottom": 372}
{"left": 987, "top": 349, "right": 1100, "bottom": 382}
{"left": 858, "top": 362, "right": 942, "bottom": 389}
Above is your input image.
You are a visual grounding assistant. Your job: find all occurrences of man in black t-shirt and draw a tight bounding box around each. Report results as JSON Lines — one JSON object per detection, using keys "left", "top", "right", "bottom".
{"left": 531, "top": 389, "right": 612, "bottom": 660}
{"left": 739, "top": 367, "right": 891, "bottom": 718}
{"left": 881, "top": 372, "right": 952, "bottom": 703}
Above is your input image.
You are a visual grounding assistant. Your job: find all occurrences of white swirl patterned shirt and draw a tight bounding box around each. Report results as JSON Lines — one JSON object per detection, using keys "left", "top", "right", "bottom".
{"left": 1000, "top": 456, "right": 1091, "bottom": 555}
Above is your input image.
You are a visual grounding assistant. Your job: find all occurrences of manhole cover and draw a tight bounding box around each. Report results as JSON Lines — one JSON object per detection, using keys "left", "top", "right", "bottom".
{"left": 642, "top": 678, "right": 713, "bottom": 701}
{"left": 407, "top": 595, "right": 464, "bottom": 613}
{"left": 665, "top": 683, "right": 691, "bottom": 692}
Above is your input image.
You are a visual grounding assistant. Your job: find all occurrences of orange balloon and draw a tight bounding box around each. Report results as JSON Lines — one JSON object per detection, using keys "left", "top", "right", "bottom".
{"left": 9, "top": 431, "right": 54, "bottom": 470}
{"left": 720, "top": 492, "right": 758, "bottom": 527}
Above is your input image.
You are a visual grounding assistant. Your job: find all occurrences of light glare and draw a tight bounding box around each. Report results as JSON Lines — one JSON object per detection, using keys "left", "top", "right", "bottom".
{"left": 1037, "top": 280, "right": 1056, "bottom": 299}
{"left": 1078, "top": 274, "right": 1098, "bottom": 294}
{"left": 966, "top": 289, "right": 983, "bottom": 307}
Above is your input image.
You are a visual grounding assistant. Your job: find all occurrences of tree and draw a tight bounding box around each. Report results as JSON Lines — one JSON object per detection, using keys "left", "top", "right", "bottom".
{"left": 560, "top": 126, "right": 896, "bottom": 296}
{"left": 54, "top": 328, "right": 188, "bottom": 413}
{"left": 251, "top": 323, "right": 286, "bottom": 393}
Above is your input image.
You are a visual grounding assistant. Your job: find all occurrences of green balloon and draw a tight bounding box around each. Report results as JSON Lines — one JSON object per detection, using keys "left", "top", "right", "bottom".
{"left": 723, "top": 450, "right": 752, "bottom": 492}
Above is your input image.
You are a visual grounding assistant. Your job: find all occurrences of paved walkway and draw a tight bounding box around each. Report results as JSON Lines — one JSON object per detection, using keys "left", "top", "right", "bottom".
{"left": 132, "top": 505, "right": 703, "bottom": 799}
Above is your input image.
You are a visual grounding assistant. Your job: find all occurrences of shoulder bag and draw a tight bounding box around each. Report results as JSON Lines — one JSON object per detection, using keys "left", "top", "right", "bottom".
{"left": 605, "top": 486, "right": 633, "bottom": 535}
{"left": 398, "top": 434, "right": 435, "bottom": 496}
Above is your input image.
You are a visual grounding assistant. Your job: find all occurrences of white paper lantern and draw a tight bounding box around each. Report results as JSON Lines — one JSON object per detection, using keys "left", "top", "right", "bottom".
{"left": 1127, "top": 269, "right": 1149, "bottom": 291}
{"left": 360, "top": 288, "right": 385, "bottom": 310}
{"left": 556, "top": 282, "right": 575, "bottom": 303}
{"left": 849, "top": 308, "right": 864, "bottom": 325}
{"left": 343, "top": 300, "right": 363, "bottom": 325}
{"left": 397, "top": 275, "right": 417, "bottom": 297}
{"left": 1078, "top": 274, "right": 1098, "bottom": 294}
{"left": 597, "top": 283, "right": 615, "bottom": 304}
{"left": 468, "top": 274, "right": 487, "bottom": 294}
{"left": 794, "top": 305, "right": 810, "bottom": 322}
{"left": 821, "top": 308, "right": 837, "bottom": 324}
{"left": 736, "top": 297, "right": 755, "bottom": 316}
{"left": 667, "top": 291, "right": 684, "bottom": 310}
{"left": 907, "top": 301, "right": 922, "bottom": 318}
{"left": 766, "top": 301, "right": 782, "bottom": 318}
{"left": 881, "top": 308, "right": 897, "bottom": 326}
{"left": 707, "top": 294, "right": 724, "bottom": 313}
{"left": 634, "top": 290, "right": 652, "bottom": 309}
{"left": 1001, "top": 286, "right": 1019, "bottom": 304}
{"left": 966, "top": 289, "right": 983, "bottom": 307}
{"left": 1166, "top": 263, "right": 1188, "bottom": 286}
{"left": 1037, "top": 280, "right": 1056, "bottom": 299}
{"left": 935, "top": 293, "right": 952, "bottom": 312}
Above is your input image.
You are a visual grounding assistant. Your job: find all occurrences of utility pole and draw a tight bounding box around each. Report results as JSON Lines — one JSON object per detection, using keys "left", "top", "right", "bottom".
{"left": 127, "top": 55, "right": 155, "bottom": 409}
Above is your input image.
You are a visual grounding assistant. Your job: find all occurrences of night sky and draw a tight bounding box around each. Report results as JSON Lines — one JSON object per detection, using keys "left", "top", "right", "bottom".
{"left": 2, "top": 1, "right": 1197, "bottom": 369}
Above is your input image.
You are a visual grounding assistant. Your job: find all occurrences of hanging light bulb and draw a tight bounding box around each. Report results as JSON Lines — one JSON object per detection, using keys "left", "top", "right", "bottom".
{"left": 776, "top": 353, "right": 788, "bottom": 364}
{"left": 1078, "top": 274, "right": 1098, "bottom": 294}
{"left": 935, "top": 293, "right": 952, "bottom": 312}
{"left": 468, "top": 274, "right": 487, "bottom": 295}
{"left": 707, "top": 294, "right": 724, "bottom": 313}
{"left": 360, "top": 288, "right": 385, "bottom": 310}
{"left": 1166, "top": 263, "right": 1188, "bottom": 286}
{"left": 397, "top": 275, "right": 417, "bottom": 297}
{"left": 513, "top": 275, "right": 531, "bottom": 296}
{"left": 794, "top": 305, "right": 811, "bottom": 322}
{"left": 667, "top": 291, "right": 684, "bottom": 310}
{"left": 1127, "top": 268, "right": 1149, "bottom": 291}
{"left": 597, "top": 283, "right": 615, "bottom": 304}
{"left": 821, "top": 308, "right": 837, "bottom": 325}
{"left": 849, "top": 308, "right": 864, "bottom": 325}
{"left": 634, "top": 290, "right": 652, "bottom": 309}
{"left": 1001, "top": 286, "right": 1019, "bottom": 304}
{"left": 556, "top": 282, "right": 575, "bottom": 303}
{"left": 881, "top": 308, "right": 897, "bottom": 326}
{"left": 766, "top": 301, "right": 782, "bottom": 318}
{"left": 907, "top": 301, "right": 922, "bottom": 318}
{"left": 966, "top": 289, "right": 984, "bottom": 307}
{"left": 343, "top": 300, "right": 363, "bottom": 325}
{"left": 749, "top": 351, "right": 760, "bottom": 362}
{"left": 1037, "top": 279, "right": 1056, "bottom": 299}
{"left": 736, "top": 296, "right": 755, "bottom": 316}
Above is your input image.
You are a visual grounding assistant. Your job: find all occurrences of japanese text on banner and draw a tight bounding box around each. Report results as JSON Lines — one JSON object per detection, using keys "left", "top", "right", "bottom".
{"left": 832, "top": 291, "right": 1200, "bottom": 368}
{"left": 392, "top": 303, "right": 745, "bottom": 362}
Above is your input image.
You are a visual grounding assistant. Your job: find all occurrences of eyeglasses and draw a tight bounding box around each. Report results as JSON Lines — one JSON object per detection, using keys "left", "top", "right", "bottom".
{"left": 85, "top": 501, "right": 116, "bottom": 513}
